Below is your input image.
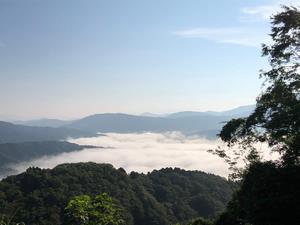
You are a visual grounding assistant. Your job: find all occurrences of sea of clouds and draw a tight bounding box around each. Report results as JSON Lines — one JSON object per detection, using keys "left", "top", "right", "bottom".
{"left": 7, "top": 132, "right": 279, "bottom": 179}
{"left": 9, "top": 132, "right": 232, "bottom": 177}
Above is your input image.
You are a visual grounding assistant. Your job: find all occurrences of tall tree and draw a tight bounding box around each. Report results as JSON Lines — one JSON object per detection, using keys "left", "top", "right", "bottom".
{"left": 213, "top": 6, "right": 300, "bottom": 177}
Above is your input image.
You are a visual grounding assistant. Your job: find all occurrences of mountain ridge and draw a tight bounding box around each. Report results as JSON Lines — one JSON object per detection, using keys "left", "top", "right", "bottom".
{"left": 0, "top": 141, "right": 96, "bottom": 178}
{"left": 0, "top": 121, "right": 96, "bottom": 144}
{"left": 63, "top": 105, "right": 255, "bottom": 138}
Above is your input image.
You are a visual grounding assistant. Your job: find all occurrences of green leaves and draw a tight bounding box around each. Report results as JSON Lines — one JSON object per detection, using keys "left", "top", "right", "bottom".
{"left": 65, "top": 195, "right": 91, "bottom": 225}
{"left": 65, "top": 193, "right": 125, "bottom": 225}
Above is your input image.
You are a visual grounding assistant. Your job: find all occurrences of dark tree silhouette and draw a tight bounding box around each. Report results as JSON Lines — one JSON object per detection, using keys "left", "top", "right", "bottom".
{"left": 213, "top": 6, "right": 300, "bottom": 225}
{"left": 213, "top": 6, "right": 300, "bottom": 178}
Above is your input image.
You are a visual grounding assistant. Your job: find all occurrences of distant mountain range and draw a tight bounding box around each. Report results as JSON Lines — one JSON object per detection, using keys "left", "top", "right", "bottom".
{"left": 167, "top": 105, "right": 255, "bottom": 118}
{"left": 64, "top": 113, "right": 228, "bottom": 138}
{"left": 0, "top": 105, "right": 254, "bottom": 179}
{"left": 64, "top": 105, "right": 255, "bottom": 138}
{"left": 3, "top": 105, "right": 255, "bottom": 140}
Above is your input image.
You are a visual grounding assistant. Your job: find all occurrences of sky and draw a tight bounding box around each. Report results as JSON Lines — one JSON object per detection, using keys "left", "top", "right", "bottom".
{"left": 0, "top": 0, "right": 298, "bottom": 120}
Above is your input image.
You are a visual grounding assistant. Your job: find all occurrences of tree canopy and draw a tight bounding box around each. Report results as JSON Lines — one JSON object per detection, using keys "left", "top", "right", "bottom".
{"left": 0, "top": 163, "right": 234, "bottom": 225}
{"left": 212, "top": 5, "right": 300, "bottom": 225}
{"left": 65, "top": 193, "right": 124, "bottom": 225}
{"left": 216, "top": 6, "right": 300, "bottom": 176}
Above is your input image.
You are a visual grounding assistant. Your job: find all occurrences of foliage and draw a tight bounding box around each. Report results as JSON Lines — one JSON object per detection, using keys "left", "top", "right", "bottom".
{"left": 211, "top": 6, "right": 300, "bottom": 178}
{"left": 187, "top": 217, "right": 213, "bottom": 225}
{"left": 0, "top": 162, "right": 235, "bottom": 225}
{"left": 215, "top": 162, "right": 300, "bottom": 225}
{"left": 65, "top": 193, "right": 124, "bottom": 225}
{"left": 0, "top": 214, "right": 24, "bottom": 225}
{"left": 211, "top": 5, "right": 300, "bottom": 225}
{"left": 173, "top": 217, "right": 213, "bottom": 225}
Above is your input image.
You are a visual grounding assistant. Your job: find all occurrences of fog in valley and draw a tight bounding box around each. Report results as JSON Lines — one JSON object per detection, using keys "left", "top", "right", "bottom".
{"left": 8, "top": 132, "right": 230, "bottom": 177}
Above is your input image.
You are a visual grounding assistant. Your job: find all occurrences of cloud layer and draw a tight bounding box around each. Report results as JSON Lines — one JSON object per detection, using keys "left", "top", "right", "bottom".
{"left": 174, "top": 28, "right": 268, "bottom": 47}
{"left": 9, "top": 132, "right": 230, "bottom": 178}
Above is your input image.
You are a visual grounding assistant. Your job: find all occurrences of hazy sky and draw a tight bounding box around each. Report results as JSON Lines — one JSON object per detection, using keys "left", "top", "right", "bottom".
{"left": 0, "top": 0, "right": 297, "bottom": 120}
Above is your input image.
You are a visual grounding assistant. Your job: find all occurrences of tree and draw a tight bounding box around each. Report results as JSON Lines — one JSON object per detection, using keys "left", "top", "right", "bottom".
{"left": 211, "top": 6, "right": 300, "bottom": 225}
{"left": 187, "top": 217, "right": 213, "bottom": 225}
{"left": 173, "top": 217, "right": 213, "bottom": 225}
{"left": 214, "top": 161, "right": 300, "bottom": 225}
{"left": 0, "top": 214, "right": 24, "bottom": 225}
{"left": 64, "top": 193, "right": 125, "bottom": 225}
{"left": 213, "top": 6, "right": 300, "bottom": 177}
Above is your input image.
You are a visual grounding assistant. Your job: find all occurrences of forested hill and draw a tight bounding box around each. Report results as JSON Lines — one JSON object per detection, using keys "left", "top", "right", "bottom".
{"left": 0, "top": 121, "right": 95, "bottom": 144}
{"left": 0, "top": 162, "right": 235, "bottom": 225}
{"left": 0, "top": 141, "right": 95, "bottom": 178}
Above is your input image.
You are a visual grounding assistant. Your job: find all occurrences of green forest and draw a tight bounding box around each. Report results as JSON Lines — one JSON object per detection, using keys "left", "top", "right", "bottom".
{"left": 0, "top": 163, "right": 234, "bottom": 225}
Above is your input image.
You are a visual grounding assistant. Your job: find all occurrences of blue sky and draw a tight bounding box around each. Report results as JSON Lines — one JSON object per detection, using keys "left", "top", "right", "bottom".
{"left": 0, "top": 0, "right": 297, "bottom": 120}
